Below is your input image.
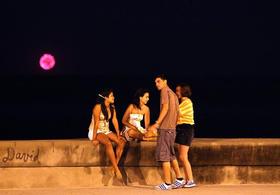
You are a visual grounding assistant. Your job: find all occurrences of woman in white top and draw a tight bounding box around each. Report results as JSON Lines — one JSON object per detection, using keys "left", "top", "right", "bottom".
{"left": 88, "top": 89, "right": 125, "bottom": 179}
{"left": 121, "top": 89, "right": 152, "bottom": 141}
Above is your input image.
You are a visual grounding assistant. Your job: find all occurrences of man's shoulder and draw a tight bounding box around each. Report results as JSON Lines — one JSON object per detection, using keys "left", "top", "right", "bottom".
{"left": 160, "top": 86, "right": 169, "bottom": 95}
{"left": 168, "top": 88, "right": 177, "bottom": 97}
{"left": 162, "top": 86, "right": 174, "bottom": 93}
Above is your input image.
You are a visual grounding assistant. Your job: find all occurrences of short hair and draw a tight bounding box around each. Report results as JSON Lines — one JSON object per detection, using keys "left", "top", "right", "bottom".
{"left": 155, "top": 74, "right": 167, "bottom": 81}
{"left": 178, "top": 83, "right": 192, "bottom": 98}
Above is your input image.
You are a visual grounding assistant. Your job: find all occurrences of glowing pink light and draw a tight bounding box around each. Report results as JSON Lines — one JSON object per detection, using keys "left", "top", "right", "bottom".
{"left": 40, "top": 54, "right": 56, "bottom": 70}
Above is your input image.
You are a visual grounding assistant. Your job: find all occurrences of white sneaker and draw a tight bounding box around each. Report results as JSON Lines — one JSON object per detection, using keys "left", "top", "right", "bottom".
{"left": 171, "top": 179, "right": 185, "bottom": 189}
{"left": 183, "top": 180, "right": 196, "bottom": 188}
{"left": 155, "top": 183, "right": 172, "bottom": 190}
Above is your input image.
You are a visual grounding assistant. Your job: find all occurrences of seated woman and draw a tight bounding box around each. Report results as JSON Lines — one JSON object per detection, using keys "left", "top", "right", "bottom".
{"left": 88, "top": 89, "right": 125, "bottom": 180}
{"left": 121, "top": 89, "right": 157, "bottom": 141}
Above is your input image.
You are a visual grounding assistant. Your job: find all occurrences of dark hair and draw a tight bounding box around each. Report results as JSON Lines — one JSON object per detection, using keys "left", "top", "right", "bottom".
{"left": 96, "top": 89, "right": 115, "bottom": 121}
{"left": 155, "top": 74, "right": 167, "bottom": 81}
{"left": 132, "top": 88, "right": 150, "bottom": 109}
{"left": 177, "top": 83, "right": 192, "bottom": 98}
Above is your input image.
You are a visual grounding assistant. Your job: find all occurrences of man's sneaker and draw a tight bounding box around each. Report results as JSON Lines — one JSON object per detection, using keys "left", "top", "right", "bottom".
{"left": 183, "top": 180, "right": 196, "bottom": 188}
{"left": 171, "top": 179, "right": 185, "bottom": 189}
{"left": 155, "top": 183, "right": 172, "bottom": 190}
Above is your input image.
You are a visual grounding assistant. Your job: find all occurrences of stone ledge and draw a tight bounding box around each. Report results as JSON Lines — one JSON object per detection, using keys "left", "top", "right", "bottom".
{"left": 0, "top": 139, "right": 279, "bottom": 167}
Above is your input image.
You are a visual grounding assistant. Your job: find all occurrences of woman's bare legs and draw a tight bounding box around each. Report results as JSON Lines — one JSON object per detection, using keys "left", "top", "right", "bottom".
{"left": 96, "top": 133, "right": 122, "bottom": 179}
{"left": 126, "top": 129, "right": 144, "bottom": 140}
{"left": 178, "top": 144, "right": 193, "bottom": 181}
{"left": 171, "top": 159, "right": 183, "bottom": 179}
{"left": 107, "top": 132, "right": 126, "bottom": 164}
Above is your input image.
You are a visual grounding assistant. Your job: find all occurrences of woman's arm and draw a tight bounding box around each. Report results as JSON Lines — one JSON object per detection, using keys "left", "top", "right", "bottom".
{"left": 122, "top": 104, "right": 138, "bottom": 130}
{"left": 93, "top": 104, "right": 101, "bottom": 140}
{"left": 144, "top": 106, "right": 150, "bottom": 129}
{"left": 112, "top": 108, "right": 120, "bottom": 137}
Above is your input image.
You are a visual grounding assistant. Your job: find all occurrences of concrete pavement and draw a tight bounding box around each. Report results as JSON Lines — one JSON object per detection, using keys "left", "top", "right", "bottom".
{"left": 0, "top": 185, "right": 279, "bottom": 195}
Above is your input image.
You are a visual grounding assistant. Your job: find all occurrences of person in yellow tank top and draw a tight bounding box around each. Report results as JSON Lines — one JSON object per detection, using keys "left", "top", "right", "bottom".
{"left": 175, "top": 83, "right": 196, "bottom": 188}
{"left": 177, "top": 96, "right": 194, "bottom": 125}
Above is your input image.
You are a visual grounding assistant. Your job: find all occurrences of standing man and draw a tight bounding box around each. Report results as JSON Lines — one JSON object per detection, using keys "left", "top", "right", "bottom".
{"left": 149, "top": 74, "right": 185, "bottom": 190}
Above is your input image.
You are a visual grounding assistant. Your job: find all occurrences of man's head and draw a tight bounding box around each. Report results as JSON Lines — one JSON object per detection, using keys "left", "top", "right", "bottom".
{"left": 155, "top": 74, "right": 168, "bottom": 91}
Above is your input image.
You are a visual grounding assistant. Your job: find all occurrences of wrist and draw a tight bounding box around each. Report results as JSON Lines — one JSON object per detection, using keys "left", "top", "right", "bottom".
{"left": 154, "top": 121, "right": 160, "bottom": 128}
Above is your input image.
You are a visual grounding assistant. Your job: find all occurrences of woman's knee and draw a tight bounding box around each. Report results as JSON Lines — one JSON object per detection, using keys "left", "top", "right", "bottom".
{"left": 114, "top": 136, "right": 125, "bottom": 146}
{"left": 179, "top": 154, "right": 188, "bottom": 162}
{"left": 127, "top": 129, "right": 135, "bottom": 137}
{"left": 118, "top": 138, "right": 126, "bottom": 146}
{"left": 102, "top": 140, "right": 113, "bottom": 148}
{"left": 111, "top": 138, "right": 124, "bottom": 148}
{"left": 128, "top": 129, "right": 142, "bottom": 139}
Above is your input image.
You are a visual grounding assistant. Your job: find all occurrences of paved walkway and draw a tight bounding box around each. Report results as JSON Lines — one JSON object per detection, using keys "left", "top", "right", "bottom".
{"left": 0, "top": 185, "right": 279, "bottom": 195}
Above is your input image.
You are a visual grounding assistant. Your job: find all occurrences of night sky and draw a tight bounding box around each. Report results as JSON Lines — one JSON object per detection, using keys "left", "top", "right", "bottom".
{"left": 0, "top": 1, "right": 279, "bottom": 139}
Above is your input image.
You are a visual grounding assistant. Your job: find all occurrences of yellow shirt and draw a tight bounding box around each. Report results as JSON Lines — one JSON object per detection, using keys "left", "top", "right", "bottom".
{"left": 177, "top": 98, "right": 194, "bottom": 125}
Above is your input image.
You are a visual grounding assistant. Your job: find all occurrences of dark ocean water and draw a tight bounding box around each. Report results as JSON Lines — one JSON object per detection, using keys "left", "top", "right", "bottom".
{"left": 1, "top": 74, "right": 279, "bottom": 140}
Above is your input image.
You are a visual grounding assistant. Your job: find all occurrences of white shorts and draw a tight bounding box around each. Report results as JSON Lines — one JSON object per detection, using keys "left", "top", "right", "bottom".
{"left": 88, "top": 128, "right": 113, "bottom": 140}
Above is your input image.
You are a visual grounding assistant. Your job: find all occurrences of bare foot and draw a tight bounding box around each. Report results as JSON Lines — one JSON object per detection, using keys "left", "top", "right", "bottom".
{"left": 108, "top": 166, "right": 115, "bottom": 175}
{"left": 115, "top": 170, "right": 122, "bottom": 180}
{"left": 109, "top": 166, "right": 122, "bottom": 181}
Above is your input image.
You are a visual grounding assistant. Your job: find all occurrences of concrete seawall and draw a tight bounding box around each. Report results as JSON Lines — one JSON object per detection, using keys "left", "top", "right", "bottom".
{"left": 0, "top": 139, "right": 279, "bottom": 188}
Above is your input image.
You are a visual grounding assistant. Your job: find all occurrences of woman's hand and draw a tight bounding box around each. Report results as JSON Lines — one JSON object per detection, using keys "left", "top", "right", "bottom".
{"left": 148, "top": 123, "right": 158, "bottom": 132}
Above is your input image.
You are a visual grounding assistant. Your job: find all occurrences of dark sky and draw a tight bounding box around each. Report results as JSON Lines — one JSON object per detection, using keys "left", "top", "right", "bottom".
{"left": 0, "top": 0, "right": 279, "bottom": 139}
{"left": 0, "top": 0, "right": 278, "bottom": 76}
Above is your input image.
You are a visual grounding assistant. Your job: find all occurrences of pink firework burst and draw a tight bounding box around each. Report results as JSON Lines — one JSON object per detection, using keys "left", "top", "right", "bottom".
{"left": 40, "top": 54, "right": 56, "bottom": 70}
